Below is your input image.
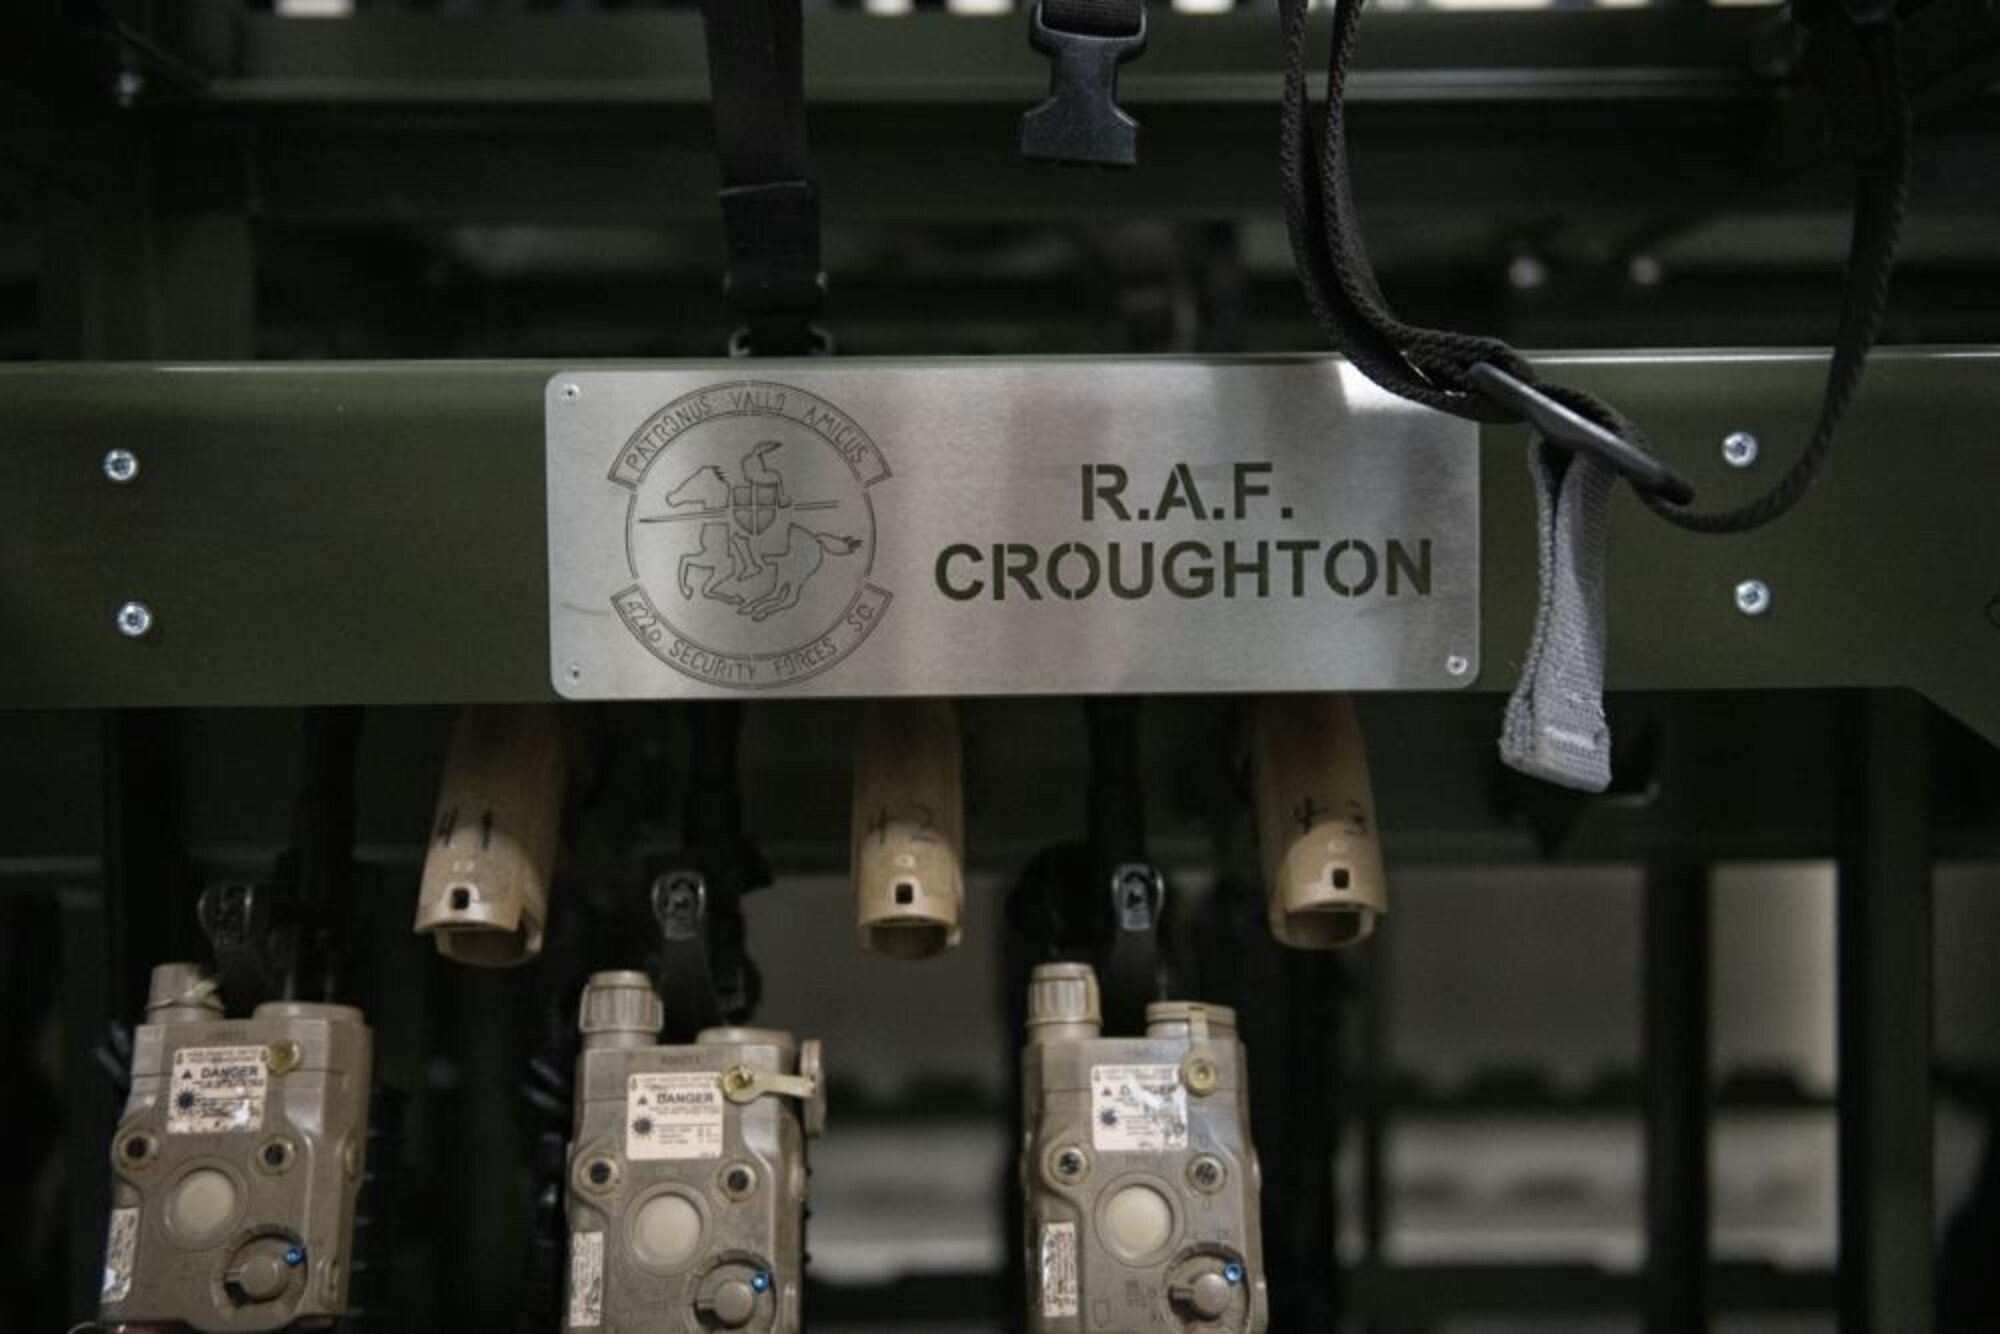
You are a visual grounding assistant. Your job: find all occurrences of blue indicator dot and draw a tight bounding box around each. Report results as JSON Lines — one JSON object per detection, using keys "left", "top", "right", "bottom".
{"left": 750, "top": 1270, "right": 772, "bottom": 1294}
{"left": 1222, "top": 1263, "right": 1244, "bottom": 1285}
{"left": 283, "top": 1247, "right": 305, "bottom": 1268}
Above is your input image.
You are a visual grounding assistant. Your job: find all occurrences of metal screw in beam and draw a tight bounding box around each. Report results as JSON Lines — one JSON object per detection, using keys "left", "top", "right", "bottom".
{"left": 102, "top": 449, "right": 139, "bottom": 484}
{"left": 112, "top": 67, "right": 144, "bottom": 109}
{"left": 1506, "top": 254, "right": 1549, "bottom": 292}
{"left": 1733, "top": 580, "right": 1771, "bottom": 618}
{"left": 1721, "top": 431, "right": 1760, "bottom": 468}
{"left": 115, "top": 601, "right": 154, "bottom": 638}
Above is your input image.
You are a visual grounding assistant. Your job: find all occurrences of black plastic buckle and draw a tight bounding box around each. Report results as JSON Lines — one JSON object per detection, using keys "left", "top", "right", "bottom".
{"left": 1100, "top": 862, "right": 1168, "bottom": 1035}
{"left": 197, "top": 880, "right": 298, "bottom": 1010}
{"left": 1021, "top": 1, "right": 1148, "bottom": 169}
{"left": 1468, "top": 363, "right": 1696, "bottom": 504}
{"left": 650, "top": 869, "right": 723, "bottom": 1040}
{"left": 1796, "top": 0, "right": 1896, "bottom": 32}
{"left": 727, "top": 322, "right": 833, "bottom": 359}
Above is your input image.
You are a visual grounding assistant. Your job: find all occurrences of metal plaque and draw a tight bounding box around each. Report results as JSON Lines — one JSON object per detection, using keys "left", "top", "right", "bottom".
{"left": 545, "top": 360, "right": 1479, "bottom": 698}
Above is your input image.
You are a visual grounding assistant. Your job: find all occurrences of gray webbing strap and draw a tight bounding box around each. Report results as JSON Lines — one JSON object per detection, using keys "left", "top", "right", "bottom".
{"left": 1499, "top": 441, "right": 1616, "bottom": 793}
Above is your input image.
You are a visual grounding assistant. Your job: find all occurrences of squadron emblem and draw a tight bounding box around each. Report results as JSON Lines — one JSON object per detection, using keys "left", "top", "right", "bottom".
{"left": 606, "top": 381, "right": 892, "bottom": 689}
{"left": 651, "top": 441, "right": 863, "bottom": 622}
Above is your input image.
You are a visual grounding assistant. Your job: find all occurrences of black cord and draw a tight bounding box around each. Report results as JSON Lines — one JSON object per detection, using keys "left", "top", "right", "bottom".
{"left": 1278, "top": 0, "right": 1913, "bottom": 534}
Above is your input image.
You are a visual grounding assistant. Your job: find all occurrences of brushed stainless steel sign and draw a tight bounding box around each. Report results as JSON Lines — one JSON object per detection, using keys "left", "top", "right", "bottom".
{"left": 545, "top": 360, "right": 1479, "bottom": 698}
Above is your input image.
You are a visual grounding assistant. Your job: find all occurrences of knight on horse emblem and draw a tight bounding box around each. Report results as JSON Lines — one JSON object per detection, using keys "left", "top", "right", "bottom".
{"left": 640, "top": 440, "right": 861, "bottom": 623}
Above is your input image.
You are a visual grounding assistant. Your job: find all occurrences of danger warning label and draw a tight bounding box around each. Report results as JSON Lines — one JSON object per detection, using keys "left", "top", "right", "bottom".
{"left": 625, "top": 1072, "right": 725, "bottom": 1161}
{"left": 1089, "top": 1063, "right": 1189, "bottom": 1153}
{"left": 168, "top": 1044, "right": 268, "bottom": 1135}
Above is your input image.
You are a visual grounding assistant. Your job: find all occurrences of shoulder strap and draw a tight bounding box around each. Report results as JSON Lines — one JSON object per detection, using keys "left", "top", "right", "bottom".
{"left": 1280, "top": 0, "right": 1911, "bottom": 534}
{"left": 1279, "top": 0, "right": 1912, "bottom": 792}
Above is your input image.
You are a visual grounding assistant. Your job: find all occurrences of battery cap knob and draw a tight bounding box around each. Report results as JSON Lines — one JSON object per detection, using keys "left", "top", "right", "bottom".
{"left": 708, "top": 1278, "right": 756, "bottom": 1327}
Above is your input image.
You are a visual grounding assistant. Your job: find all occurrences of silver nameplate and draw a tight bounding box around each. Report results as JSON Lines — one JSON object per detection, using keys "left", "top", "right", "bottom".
{"left": 546, "top": 360, "right": 1479, "bottom": 698}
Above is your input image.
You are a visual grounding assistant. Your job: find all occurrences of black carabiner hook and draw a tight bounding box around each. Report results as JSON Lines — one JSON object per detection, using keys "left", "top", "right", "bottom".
{"left": 1468, "top": 363, "right": 1696, "bottom": 505}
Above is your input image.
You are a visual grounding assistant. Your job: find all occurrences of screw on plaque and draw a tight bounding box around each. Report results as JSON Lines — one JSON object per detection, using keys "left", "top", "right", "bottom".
{"left": 1020, "top": 1, "right": 1148, "bottom": 169}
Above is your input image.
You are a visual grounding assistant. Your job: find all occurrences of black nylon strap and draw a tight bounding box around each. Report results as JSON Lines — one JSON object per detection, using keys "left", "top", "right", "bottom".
{"left": 1279, "top": 0, "right": 1912, "bottom": 534}
{"left": 698, "top": 0, "right": 825, "bottom": 357}
{"left": 1044, "top": 0, "right": 1145, "bottom": 37}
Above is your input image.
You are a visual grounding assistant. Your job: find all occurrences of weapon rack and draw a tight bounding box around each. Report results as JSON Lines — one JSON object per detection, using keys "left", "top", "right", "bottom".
{"left": 3, "top": 3, "right": 1999, "bottom": 1332}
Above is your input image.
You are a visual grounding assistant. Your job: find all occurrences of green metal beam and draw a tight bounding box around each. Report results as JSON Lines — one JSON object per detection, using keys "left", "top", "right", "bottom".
{"left": 13, "top": 5, "right": 1997, "bottom": 232}
{"left": 0, "top": 351, "right": 1996, "bottom": 750}
{"left": 184, "top": 8, "right": 1813, "bottom": 226}
{"left": 216, "top": 9, "right": 1786, "bottom": 109}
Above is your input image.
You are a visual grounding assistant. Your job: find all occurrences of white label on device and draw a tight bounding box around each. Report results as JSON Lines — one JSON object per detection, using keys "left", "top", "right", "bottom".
{"left": 1039, "top": 1221, "right": 1080, "bottom": 1318}
{"left": 566, "top": 1230, "right": 604, "bottom": 1327}
{"left": 168, "top": 1045, "right": 268, "bottom": 1134}
{"left": 626, "top": 1072, "right": 726, "bottom": 1161}
{"left": 101, "top": 1206, "right": 140, "bottom": 1304}
{"left": 1090, "top": 1063, "right": 1188, "bottom": 1152}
